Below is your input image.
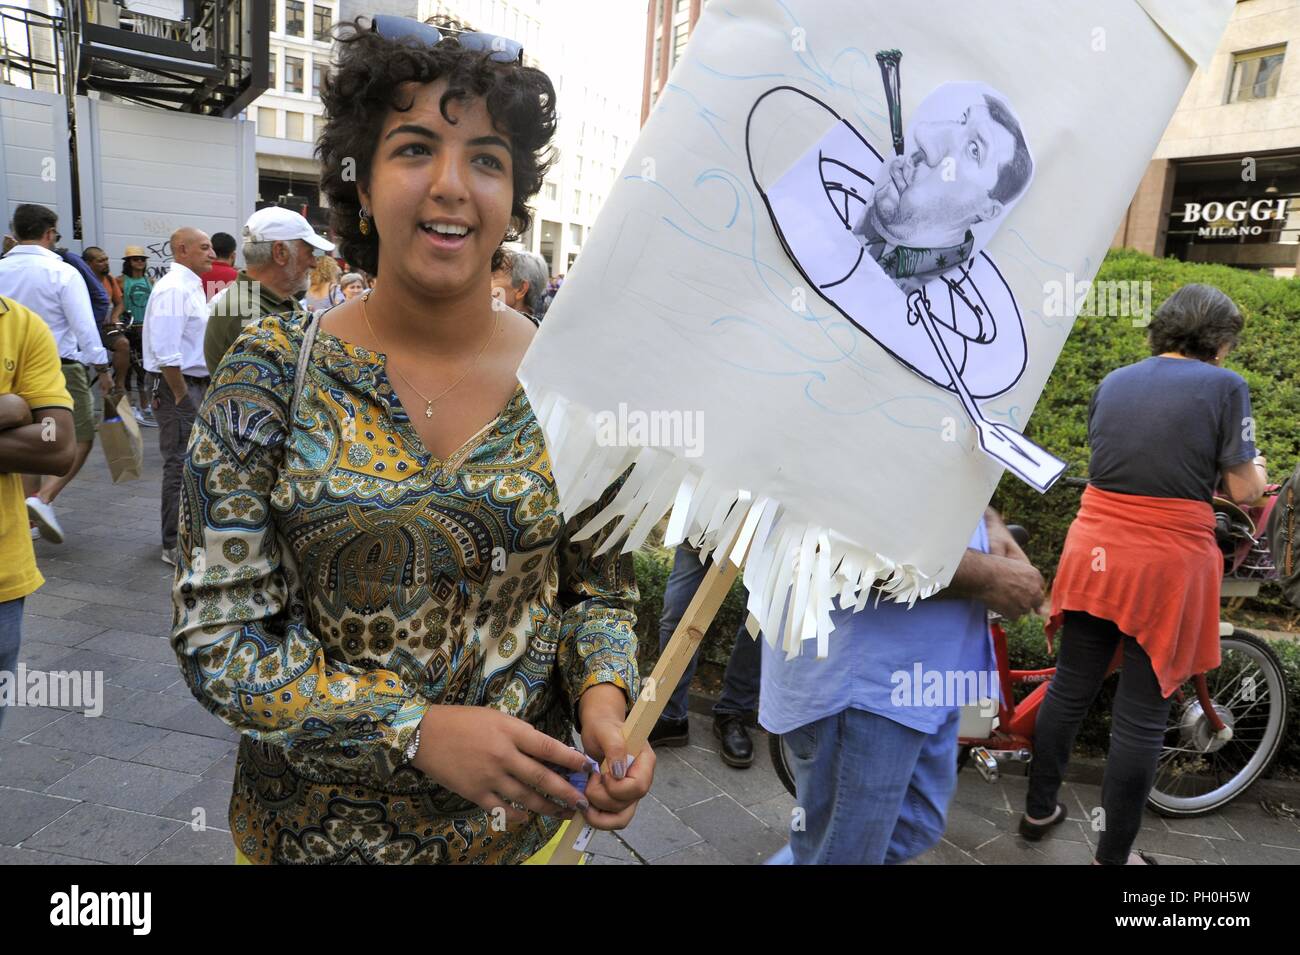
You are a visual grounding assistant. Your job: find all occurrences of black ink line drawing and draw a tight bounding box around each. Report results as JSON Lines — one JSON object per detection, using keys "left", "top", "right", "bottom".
{"left": 746, "top": 52, "right": 1065, "bottom": 491}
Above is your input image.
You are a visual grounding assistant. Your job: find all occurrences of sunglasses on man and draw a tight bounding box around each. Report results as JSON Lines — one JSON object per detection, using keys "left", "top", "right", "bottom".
{"left": 370, "top": 14, "right": 524, "bottom": 64}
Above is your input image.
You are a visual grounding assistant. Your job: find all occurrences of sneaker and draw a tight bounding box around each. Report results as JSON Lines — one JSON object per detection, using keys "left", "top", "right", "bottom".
{"left": 161, "top": 547, "right": 178, "bottom": 566}
{"left": 133, "top": 406, "right": 158, "bottom": 428}
{"left": 647, "top": 715, "right": 690, "bottom": 749}
{"left": 30, "top": 525, "right": 40, "bottom": 540}
{"left": 713, "top": 714, "right": 754, "bottom": 768}
{"left": 25, "top": 497, "right": 64, "bottom": 544}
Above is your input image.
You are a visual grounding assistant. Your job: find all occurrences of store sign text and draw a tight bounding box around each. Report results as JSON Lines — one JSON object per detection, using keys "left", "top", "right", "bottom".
{"left": 1181, "top": 198, "right": 1289, "bottom": 237}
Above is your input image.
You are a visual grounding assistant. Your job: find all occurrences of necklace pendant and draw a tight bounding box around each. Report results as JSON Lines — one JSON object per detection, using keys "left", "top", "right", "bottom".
{"left": 424, "top": 402, "right": 434, "bottom": 419}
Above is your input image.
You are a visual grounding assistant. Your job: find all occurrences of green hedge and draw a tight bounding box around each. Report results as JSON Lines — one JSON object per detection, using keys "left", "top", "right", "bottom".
{"left": 991, "top": 248, "right": 1300, "bottom": 616}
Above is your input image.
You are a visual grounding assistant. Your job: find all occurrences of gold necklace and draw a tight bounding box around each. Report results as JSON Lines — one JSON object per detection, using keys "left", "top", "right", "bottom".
{"left": 360, "top": 290, "right": 502, "bottom": 419}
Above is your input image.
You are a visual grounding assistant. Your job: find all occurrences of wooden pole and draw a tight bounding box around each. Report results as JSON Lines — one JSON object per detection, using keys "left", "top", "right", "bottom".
{"left": 546, "top": 542, "right": 747, "bottom": 865}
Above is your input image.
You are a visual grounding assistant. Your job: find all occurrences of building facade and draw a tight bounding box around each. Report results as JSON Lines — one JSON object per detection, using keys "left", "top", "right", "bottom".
{"left": 414, "top": 0, "right": 640, "bottom": 275}
{"left": 251, "top": 0, "right": 339, "bottom": 228}
{"left": 1112, "top": 0, "right": 1300, "bottom": 276}
{"left": 641, "top": 0, "right": 703, "bottom": 125}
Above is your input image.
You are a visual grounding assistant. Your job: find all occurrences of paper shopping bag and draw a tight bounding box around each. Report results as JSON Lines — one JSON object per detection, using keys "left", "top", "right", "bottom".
{"left": 100, "top": 395, "right": 143, "bottom": 483}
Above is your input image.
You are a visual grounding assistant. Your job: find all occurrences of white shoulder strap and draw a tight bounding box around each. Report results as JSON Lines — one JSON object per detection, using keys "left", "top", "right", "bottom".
{"left": 289, "top": 313, "right": 319, "bottom": 428}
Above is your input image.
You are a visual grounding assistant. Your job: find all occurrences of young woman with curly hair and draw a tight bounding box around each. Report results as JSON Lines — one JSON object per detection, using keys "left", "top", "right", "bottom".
{"left": 170, "top": 16, "right": 654, "bottom": 865}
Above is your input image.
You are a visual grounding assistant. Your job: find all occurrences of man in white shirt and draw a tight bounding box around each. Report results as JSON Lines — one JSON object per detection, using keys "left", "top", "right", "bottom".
{"left": 0, "top": 204, "right": 112, "bottom": 543}
{"left": 143, "top": 226, "right": 214, "bottom": 565}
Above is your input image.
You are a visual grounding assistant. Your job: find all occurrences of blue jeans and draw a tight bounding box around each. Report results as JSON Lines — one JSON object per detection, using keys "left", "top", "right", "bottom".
{"left": 657, "top": 544, "right": 761, "bottom": 721}
{"left": 0, "top": 597, "right": 24, "bottom": 730}
{"left": 767, "top": 706, "right": 961, "bottom": 865}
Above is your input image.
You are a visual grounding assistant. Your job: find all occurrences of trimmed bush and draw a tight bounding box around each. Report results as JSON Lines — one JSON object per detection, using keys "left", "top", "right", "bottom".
{"left": 992, "top": 248, "right": 1300, "bottom": 617}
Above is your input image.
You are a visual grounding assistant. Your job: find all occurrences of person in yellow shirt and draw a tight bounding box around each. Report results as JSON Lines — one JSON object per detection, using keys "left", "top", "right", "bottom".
{"left": 0, "top": 295, "right": 75, "bottom": 728}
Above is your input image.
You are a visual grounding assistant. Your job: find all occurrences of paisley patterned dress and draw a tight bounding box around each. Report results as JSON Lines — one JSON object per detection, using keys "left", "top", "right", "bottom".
{"left": 171, "top": 313, "right": 639, "bottom": 864}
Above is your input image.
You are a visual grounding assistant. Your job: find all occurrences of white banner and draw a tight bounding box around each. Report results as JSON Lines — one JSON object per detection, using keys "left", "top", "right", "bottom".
{"left": 519, "top": 0, "right": 1233, "bottom": 655}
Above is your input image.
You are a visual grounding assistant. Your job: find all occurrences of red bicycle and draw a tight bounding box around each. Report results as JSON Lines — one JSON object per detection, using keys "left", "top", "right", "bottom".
{"left": 771, "top": 478, "right": 1291, "bottom": 817}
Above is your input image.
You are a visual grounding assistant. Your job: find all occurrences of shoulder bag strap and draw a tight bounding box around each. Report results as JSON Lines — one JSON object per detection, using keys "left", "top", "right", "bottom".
{"left": 289, "top": 313, "right": 320, "bottom": 429}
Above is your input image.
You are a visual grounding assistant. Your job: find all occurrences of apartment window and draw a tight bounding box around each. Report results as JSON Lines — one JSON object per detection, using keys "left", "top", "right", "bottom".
{"left": 285, "top": 55, "right": 304, "bottom": 94}
{"left": 672, "top": 22, "right": 688, "bottom": 66}
{"left": 271, "top": 0, "right": 278, "bottom": 32}
{"left": 268, "top": 51, "right": 276, "bottom": 89}
{"left": 572, "top": 189, "right": 581, "bottom": 212}
{"left": 258, "top": 107, "right": 277, "bottom": 136}
{"left": 285, "top": 0, "right": 305, "bottom": 37}
{"left": 1227, "top": 46, "right": 1285, "bottom": 103}
{"left": 544, "top": 181, "right": 557, "bottom": 200}
{"left": 314, "top": 114, "right": 326, "bottom": 143}
{"left": 570, "top": 223, "right": 583, "bottom": 246}
{"left": 312, "top": 61, "right": 325, "bottom": 96}
{"left": 286, "top": 111, "right": 305, "bottom": 141}
{"left": 313, "top": 4, "right": 331, "bottom": 42}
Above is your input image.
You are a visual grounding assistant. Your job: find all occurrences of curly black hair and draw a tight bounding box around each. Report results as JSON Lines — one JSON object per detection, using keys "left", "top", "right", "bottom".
{"left": 1147, "top": 283, "right": 1244, "bottom": 361}
{"left": 317, "top": 17, "right": 557, "bottom": 276}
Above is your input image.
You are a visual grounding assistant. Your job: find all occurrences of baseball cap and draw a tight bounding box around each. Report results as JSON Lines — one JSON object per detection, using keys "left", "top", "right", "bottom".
{"left": 243, "top": 207, "right": 336, "bottom": 253}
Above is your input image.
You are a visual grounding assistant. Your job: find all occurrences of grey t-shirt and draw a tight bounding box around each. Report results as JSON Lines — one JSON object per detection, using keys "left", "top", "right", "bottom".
{"left": 1088, "top": 356, "right": 1256, "bottom": 503}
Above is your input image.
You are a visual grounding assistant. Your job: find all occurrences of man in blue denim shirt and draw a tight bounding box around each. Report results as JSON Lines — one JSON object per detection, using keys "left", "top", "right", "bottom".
{"left": 763, "top": 509, "right": 1046, "bottom": 864}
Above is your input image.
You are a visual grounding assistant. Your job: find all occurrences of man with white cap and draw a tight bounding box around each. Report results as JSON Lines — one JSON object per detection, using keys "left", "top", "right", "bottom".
{"left": 204, "top": 207, "right": 335, "bottom": 373}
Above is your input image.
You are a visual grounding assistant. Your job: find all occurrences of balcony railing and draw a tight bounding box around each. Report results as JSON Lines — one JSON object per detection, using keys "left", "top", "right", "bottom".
{"left": 0, "top": 4, "right": 74, "bottom": 95}
{"left": 0, "top": 0, "right": 267, "bottom": 116}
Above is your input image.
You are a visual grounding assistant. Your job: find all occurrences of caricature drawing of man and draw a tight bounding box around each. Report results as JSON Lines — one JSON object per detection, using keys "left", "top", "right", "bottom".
{"left": 852, "top": 94, "right": 1033, "bottom": 292}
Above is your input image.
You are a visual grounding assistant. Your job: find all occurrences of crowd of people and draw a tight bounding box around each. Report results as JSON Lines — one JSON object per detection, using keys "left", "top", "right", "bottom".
{"left": 0, "top": 13, "right": 1275, "bottom": 867}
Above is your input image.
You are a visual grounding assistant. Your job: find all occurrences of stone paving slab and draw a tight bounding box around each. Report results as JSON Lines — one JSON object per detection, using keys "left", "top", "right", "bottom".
{"left": 0, "top": 787, "right": 79, "bottom": 843}
{"left": 0, "top": 741, "right": 94, "bottom": 790}
{"left": 22, "top": 802, "right": 185, "bottom": 865}
{"left": 46, "top": 757, "right": 201, "bottom": 814}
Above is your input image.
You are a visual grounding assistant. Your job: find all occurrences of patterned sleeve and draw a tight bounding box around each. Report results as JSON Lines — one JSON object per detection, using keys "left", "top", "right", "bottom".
{"left": 171, "top": 317, "right": 429, "bottom": 778}
{"left": 556, "top": 475, "right": 640, "bottom": 721}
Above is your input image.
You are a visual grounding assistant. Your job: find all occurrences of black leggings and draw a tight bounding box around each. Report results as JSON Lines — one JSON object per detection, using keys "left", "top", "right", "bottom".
{"left": 1026, "top": 611, "right": 1173, "bottom": 865}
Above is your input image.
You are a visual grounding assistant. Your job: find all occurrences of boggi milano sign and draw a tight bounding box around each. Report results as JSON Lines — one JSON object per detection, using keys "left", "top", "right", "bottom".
{"left": 1181, "top": 198, "right": 1290, "bottom": 238}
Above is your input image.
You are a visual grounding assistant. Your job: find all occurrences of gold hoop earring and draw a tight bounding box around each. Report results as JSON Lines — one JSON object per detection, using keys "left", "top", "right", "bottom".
{"left": 358, "top": 209, "right": 371, "bottom": 236}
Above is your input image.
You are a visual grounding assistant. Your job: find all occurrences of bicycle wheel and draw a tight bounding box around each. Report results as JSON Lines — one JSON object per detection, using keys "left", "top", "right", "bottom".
{"left": 1147, "top": 630, "right": 1289, "bottom": 817}
{"left": 769, "top": 731, "right": 798, "bottom": 798}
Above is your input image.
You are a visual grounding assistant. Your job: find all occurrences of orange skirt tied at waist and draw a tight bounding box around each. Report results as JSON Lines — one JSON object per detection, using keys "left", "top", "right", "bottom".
{"left": 1046, "top": 484, "right": 1221, "bottom": 698}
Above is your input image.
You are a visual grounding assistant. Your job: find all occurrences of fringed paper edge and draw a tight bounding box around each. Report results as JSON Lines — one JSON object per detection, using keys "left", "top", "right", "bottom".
{"left": 532, "top": 389, "right": 949, "bottom": 659}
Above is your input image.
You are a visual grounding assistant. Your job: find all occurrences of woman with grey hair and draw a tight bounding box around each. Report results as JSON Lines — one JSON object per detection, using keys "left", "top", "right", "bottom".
{"left": 491, "top": 249, "right": 549, "bottom": 323}
{"left": 1020, "top": 283, "right": 1268, "bottom": 864}
{"left": 339, "top": 272, "right": 365, "bottom": 300}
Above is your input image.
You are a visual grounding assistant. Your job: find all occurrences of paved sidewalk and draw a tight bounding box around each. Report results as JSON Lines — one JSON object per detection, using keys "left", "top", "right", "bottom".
{"left": 3, "top": 438, "right": 1299, "bottom": 864}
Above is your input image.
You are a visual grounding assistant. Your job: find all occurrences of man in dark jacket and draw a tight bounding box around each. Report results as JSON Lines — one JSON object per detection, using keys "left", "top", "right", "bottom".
{"left": 204, "top": 208, "right": 333, "bottom": 374}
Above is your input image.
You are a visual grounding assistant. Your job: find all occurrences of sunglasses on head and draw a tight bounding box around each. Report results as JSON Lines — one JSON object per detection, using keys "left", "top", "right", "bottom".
{"left": 370, "top": 14, "right": 524, "bottom": 64}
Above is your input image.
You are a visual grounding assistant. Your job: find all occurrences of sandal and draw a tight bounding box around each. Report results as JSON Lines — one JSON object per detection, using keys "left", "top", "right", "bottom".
{"left": 1018, "top": 803, "right": 1068, "bottom": 841}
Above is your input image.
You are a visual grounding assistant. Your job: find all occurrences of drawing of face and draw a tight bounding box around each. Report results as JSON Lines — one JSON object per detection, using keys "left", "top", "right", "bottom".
{"left": 870, "top": 100, "right": 1020, "bottom": 248}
